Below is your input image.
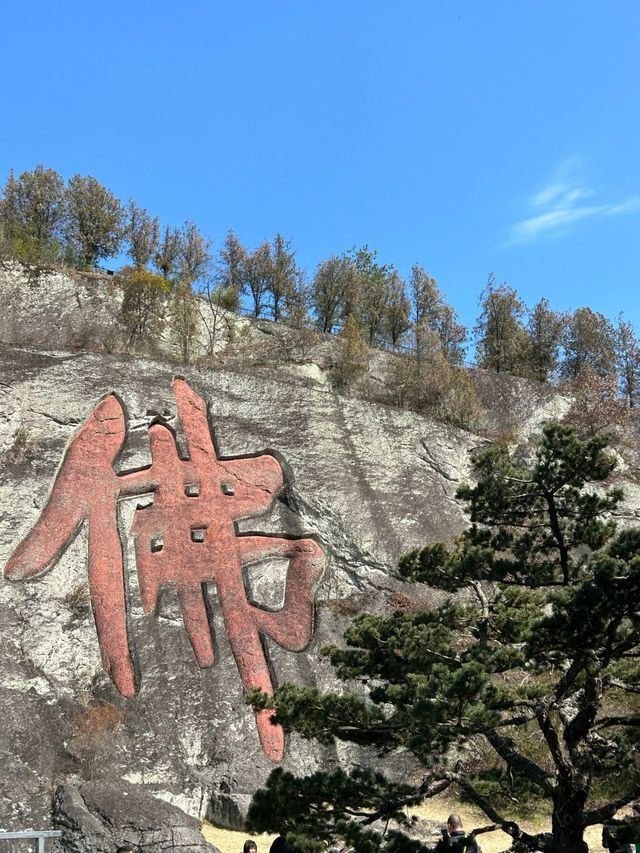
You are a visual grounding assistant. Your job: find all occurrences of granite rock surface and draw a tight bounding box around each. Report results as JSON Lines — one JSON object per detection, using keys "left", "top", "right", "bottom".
{"left": 1, "top": 264, "right": 638, "bottom": 843}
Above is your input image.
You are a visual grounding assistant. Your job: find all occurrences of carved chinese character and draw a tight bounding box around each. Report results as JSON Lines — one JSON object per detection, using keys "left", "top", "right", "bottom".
{"left": 3, "top": 379, "right": 324, "bottom": 761}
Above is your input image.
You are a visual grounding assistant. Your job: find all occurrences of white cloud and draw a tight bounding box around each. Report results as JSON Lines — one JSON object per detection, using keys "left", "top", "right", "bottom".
{"left": 530, "top": 183, "right": 593, "bottom": 208}
{"left": 505, "top": 164, "right": 640, "bottom": 246}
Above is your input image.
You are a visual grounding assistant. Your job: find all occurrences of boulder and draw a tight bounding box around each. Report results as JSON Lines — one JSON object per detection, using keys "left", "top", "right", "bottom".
{"left": 51, "top": 782, "right": 221, "bottom": 853}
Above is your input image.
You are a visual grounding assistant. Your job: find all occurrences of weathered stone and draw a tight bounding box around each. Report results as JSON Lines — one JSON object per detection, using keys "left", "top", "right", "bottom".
{"left": 1, "top": 262, "right": 638, "bottom": 842}
{"left": 51, "top": 781, "right": 221, "bottom": 853}
{"left": 0, "top": 341, "right": 478, "bottom": 832}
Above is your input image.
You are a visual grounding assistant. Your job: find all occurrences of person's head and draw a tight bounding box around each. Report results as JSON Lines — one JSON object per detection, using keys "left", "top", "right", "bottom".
{"left": 244, "top": 840, "right": 257, "bottom": 853}
{"left": 447, "top": 814, "right": 463, "bottom": 833}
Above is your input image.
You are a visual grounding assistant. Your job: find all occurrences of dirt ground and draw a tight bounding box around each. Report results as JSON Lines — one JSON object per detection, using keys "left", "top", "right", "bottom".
{"left": 201, "top": 794, "right": 608, "bottom": 852}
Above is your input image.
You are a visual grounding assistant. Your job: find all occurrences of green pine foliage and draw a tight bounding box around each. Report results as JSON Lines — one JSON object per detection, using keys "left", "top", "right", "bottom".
{"left": 247, "top": 424, "right": 640, "bottom": 853}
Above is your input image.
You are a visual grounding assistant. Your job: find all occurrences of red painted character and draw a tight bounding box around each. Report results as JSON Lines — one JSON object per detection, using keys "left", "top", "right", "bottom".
{"left": 3, "top": 379, "right": 324, "bottom": 761}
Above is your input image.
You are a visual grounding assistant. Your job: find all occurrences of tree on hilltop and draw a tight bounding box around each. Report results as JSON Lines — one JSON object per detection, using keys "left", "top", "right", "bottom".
{"left": 217, "top": 230, "right": 247, "bottom": 312}
{"left": 64, "top": 174, "right": 124, "bottom": 268}
{"left": 124, "top": 200, "right": 159, "bottom": 269}
{"left": 0, "top": 165, "right": 65, "bottom": 262}
{"left": 311, "top": 255, "right": 357, "bottom": 334}
{"left": 248, "top": 424, "right": 640, "bottom": 853}
{"left": 349, "top": 245, "right": 391, "bottom": 345}
{"left": 244, "top": 241, "right": 272, "bottom": 317}
{"left": 525, "top": 298, "right": 566, "bottom": 383}
{"left": 411, "top": 265, "right": 466, "bottom": 365}
{"left": 562, "top": 307, "right": 616, "bottom": 380}
{"left": 615, "top": 314, "right": 640, "bottom": 408}
{"left": 474, "top": 275, "right": 528, "bottom": 374}
{"left": 384, "top": 270, "right": 411, "bottom": 349}
{"left": 153, "top": 224, "right": 183, "bottom": 281}
{"left": 269, "top": 233, "right": 298, "bottom": 323}
{"left": 178, "top": 221, "right": 212, "bottom": 287}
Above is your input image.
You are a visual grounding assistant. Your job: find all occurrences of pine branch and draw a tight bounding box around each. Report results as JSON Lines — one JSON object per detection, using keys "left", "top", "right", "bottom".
{"left": 603, "top": 677, "right": 640, "bottom": 694}
{"left": 450, "top": 774, "right": 551, "bottom": 851}
{"left": 583, "top": 790, "right": 640, "bottom": 826}
{"left": 536, "top": 703, "right": 573, "bottom": 775}
{"left": 594, "top": 714, "right": 640, "bottom": 729}
{"left": 485, "top": 731, "right": 555, "bottom": 795}
{"left": 564, "top": 668, "right": 601, "bottom": 752}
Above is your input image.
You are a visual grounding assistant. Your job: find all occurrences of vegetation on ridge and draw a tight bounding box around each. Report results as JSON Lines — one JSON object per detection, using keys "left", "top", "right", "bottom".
{"left": 1, "top": 164, "right": 639, "bottom": 435}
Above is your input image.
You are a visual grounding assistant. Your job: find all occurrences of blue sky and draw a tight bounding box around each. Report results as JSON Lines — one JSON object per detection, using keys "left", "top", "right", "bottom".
{"left": 1, "top": 1, "right": 638, "bottom": 332}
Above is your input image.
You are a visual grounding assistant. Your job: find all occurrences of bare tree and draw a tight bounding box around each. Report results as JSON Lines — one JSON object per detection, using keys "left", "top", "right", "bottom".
{"left": 198, "top": 277, "right": 239, "bottom": 357}
{"left": 566, "top": 366, "right": 629, "bottom": 437}
{"left": 244, "top": 242, "right": 272, "bottom": 317}
{"left": 178, "top": 221, "right": 212, "bottom": 287}
{"left": 171, "top": 279, "right": 200, "bottom": 364}
{"left": 153, "top": 225, "right": 183, "bottom": 281}
{"left": 410, "top": 265, "right": 466, "bottom": 364}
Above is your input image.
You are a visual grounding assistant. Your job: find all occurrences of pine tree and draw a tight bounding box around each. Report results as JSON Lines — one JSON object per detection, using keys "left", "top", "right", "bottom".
{"left": 349, "top": 246, "right": 391, "bottom": 345}
{"left": 615, "top": 314, "right": 640, "bottom": 408}
{"left": 217, "top": 230, "right": 247, "bottom": 311}
{"left": 248, "top": 424, "right": 640, "bottom": 853}
{"left": 269, "top": 233, "right": 298, "bottom": 323}
{"left": 525, "top": 298, "right": 565, "bottom": 382}
{"left": 311, "top": 255, "right": 357, "bottom": 334}
{"left": 562, "top": 307, "right": 616, "bottom": 379}
{"left": 474, "top": 276, "right": 528, "bottom": 374}
{"left": 383, "top": 271, "right": 411, "bottom": 349}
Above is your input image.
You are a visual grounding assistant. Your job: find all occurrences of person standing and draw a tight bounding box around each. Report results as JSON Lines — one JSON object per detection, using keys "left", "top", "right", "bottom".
{"left": 632, "top": 803, "right": 640, "bottom": 853}
{"left": 435, "top": 815, "right": 481, "bottom": 852}
{"left": 602, "top": 823, "right": 632, "bottom": 853}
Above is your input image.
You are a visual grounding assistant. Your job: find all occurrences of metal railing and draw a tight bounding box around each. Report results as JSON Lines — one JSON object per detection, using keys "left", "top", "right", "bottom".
{"left": 0, "top": 830, "right": 62, "bottom": 852}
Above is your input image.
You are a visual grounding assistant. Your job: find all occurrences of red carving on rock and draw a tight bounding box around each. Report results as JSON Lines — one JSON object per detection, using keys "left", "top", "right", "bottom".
{"left": 3, "top": 379, "right": 324, "bottom": 761}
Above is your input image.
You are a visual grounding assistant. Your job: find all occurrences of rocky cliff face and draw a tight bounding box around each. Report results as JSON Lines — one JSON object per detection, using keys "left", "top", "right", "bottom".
{"left": 0, "top": 264, "right": 637, "bottom": 842}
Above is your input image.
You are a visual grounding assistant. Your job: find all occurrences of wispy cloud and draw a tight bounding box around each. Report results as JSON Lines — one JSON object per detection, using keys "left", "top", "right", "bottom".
{"left": 505, "top": 162, "right": 640, "bottom": 246}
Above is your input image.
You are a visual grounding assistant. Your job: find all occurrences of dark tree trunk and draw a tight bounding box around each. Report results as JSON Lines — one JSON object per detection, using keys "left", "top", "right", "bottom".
{"left": 550, "top": 778, "right": 588, "bottom": 853}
